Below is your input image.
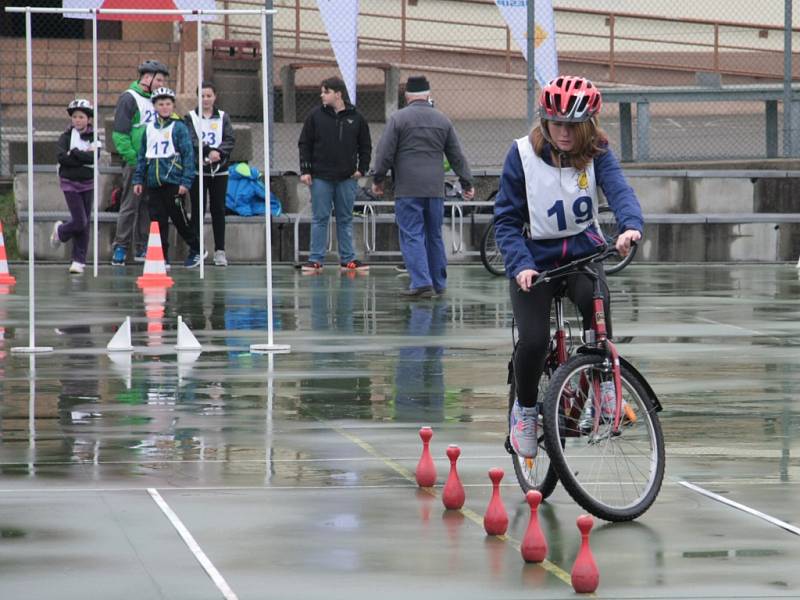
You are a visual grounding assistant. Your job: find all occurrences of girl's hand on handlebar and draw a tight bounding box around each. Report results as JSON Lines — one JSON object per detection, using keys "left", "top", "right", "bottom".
{"left": 515, "top": 268, "right": 539, "bottom": 292}
{"left": 616, "top": 229, "right": 642, "bottom": 257}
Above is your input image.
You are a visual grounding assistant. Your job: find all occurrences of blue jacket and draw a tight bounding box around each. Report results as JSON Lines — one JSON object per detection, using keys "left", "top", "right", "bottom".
{"left": 133, "top": 114, "right": 195, "bottom": 189}
{"left": 494, "top": 140, "right": 644, "bottom": 277}
{"left": 225, "top": 163, "right": 282, "bottom": 217}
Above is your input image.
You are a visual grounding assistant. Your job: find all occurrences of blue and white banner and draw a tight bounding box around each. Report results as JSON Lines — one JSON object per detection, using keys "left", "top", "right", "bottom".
{"left": 316, "top": 0, "right": 359, "bottom": 105}
{"left": 495, "top": 0, "right": 558, "bottom": 86}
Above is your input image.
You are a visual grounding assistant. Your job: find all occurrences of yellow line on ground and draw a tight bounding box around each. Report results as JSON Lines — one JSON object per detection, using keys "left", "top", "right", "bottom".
{"left": 328, "top": 422, "right": 583, "bottom": 592}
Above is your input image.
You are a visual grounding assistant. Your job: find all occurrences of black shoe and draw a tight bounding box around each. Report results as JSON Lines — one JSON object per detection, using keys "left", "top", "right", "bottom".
{"left": 400, "top": 286, "right": 435, "bottom": 298}
{"left": 434, "top": 288, "right": 446, "bottom": 296}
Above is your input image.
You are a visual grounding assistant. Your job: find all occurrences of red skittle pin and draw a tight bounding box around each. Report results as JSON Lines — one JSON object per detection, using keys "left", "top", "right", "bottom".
{"left": 415, "top": 426, "right": 436, "bottom": 487}
{"left": 571, "top": 514, "right": 599, "bottom": 593}
{"left": 483, "top": 467, "right": 508, "bottom": 536}
{"left": 442, "top": 444, "right": 465, "bottom": 510}
{"left": 520, "top": 490, "right": 547, "bottom": 563}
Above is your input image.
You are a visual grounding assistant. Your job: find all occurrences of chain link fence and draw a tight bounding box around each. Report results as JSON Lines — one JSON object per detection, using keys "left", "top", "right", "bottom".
{"left": 1, "top": 0, "right": 799, "bottom": 179}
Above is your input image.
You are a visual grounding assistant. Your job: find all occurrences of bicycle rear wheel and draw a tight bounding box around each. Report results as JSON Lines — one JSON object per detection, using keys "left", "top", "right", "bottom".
{"left": 480, "top": 223, "right": 506, "bottom": 276}
{"left": 542, "top": 353, "right": 665, "bottom": 521}
{"left": 507, "top": 365, "right": 559, "bottom": 499}
{"left": 597, "top": 206, "right": 637, "bottom": 275}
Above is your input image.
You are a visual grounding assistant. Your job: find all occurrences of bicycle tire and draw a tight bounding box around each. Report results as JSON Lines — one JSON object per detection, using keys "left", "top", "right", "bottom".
{"left": 480, "top": 223, "right": 506, "bottom": 276}
{"left": 507, "top": 367, "right": 560, "bottom": 500}
{"left": 542, "top": 353, "right": 665, "bottom": 521}
{"left": 597, "top": 206, "right": 637, "bottom": 275}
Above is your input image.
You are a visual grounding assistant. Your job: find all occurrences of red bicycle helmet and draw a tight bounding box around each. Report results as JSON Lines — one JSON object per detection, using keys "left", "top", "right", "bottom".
{"left": 539, "top": 76, "right": 602, "bottom": 123}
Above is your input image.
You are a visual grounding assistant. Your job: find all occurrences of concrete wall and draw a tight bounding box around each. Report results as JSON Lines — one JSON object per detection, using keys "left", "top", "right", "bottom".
{"left": 10, "top": 170, "right": 800, "bottom": 264}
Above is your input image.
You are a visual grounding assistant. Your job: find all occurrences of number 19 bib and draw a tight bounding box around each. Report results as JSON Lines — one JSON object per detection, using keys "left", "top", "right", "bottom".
{"left": 515, "top": 135, "right": 597, "bottom": 240}
{"left": 145, "top": 122, "right": 176, "bottom": 159}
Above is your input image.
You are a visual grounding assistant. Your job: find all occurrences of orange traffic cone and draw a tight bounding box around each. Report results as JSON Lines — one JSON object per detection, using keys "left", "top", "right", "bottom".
{"left": 0, "top": 221, "right": 16, "bottom": 286}
{"left": 137, "top": 222, "right": 174, "bottom": 288}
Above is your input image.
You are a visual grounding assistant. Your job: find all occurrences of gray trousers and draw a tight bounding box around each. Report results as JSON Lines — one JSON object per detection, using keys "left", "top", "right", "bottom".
{"left": 113, "top": 164, "right": 151, "bottom": 252}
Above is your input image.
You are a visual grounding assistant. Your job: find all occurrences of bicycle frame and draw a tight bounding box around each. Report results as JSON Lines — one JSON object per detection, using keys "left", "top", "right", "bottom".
{"left": 541, "top": 251, "right": 632, "bottom": 436}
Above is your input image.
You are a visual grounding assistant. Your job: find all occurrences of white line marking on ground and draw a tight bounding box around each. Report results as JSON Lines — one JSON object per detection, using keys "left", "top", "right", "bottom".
{"left": 693, "top": 315, "right": 766, "bottom": 336}
{"left": 679, "top": 480, "right": 800, "bottom": 536}
{"left": 147, "top": 488, "right": 239, "bottom": 600}
{"left": 0, "top": 455, "right": 510, "bottom": 467}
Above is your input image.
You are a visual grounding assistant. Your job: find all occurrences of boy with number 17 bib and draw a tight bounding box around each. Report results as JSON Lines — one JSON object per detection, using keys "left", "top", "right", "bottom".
{"left": 133, "top": 87, "right": 202, "bottom": 268}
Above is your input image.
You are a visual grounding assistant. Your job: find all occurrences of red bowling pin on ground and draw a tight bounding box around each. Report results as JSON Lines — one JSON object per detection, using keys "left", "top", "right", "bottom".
{"left": 520, "top": 490, "right": 547, "bottom": 563}
{"left": 571, "top": 514, "right": 599, "bottom": 593}
{"left": 483, "top": 467, "right": 508, "bottom": 535}
{"left": 415, "top": 427, "right": 437, "bottom": 487}
{"left": 442, "top": 444, "right": 465, "bottom": 510}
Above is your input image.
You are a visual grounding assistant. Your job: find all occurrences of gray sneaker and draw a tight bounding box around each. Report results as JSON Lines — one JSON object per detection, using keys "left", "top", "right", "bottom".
{"left": 213, "top": 250, "right": 228, "bottom": 266}
{"left": 50, "top": 221, "right": 63, "bottom": 248}
{"left": 509, "top": 401, "right": 539, "bottom": 458}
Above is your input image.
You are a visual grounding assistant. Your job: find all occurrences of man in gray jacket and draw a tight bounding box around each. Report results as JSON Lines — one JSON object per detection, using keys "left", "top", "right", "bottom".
{"left": 372, "top": 75, "right": 474, "bottom": 297}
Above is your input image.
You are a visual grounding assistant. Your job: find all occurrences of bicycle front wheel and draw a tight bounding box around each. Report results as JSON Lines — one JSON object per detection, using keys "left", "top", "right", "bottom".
{"left": 542, "top": 353, "right": 665, "bottom": 521}
{"left": 598, "top": 206, "right": 637, "bottom": 275}
{"left": 480, "top": 223, "right": 506, "bottom": 276}
{"left": 507, "top": 368, "right": 559, "bottom": 500}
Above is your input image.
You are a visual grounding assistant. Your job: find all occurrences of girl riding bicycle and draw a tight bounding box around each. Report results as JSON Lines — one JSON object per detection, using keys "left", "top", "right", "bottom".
{"left": 494, "top": 75, "right": 644, "bottom": 459}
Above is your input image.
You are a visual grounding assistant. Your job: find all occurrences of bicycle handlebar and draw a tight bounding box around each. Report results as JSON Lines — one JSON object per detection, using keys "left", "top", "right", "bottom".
{"left": 533, "top": 243, "right": 630, "bottom": 286}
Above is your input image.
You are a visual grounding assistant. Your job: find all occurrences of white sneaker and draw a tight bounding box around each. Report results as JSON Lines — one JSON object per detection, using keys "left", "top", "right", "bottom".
{"left": 50, "top": 221, "right": 63, "bottom": 248}
{"left": 68, "top": 261, "right": 85, "bottom": 274}
{"left": 509, "top": 401, "right": 539, "bottom": 458}
{"left": 214, "top": 250, "right": 228, "bottom": 266}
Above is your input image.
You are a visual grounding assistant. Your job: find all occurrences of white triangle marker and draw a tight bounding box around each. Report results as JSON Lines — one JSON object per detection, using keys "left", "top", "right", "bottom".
{"left": 107, "top": 316, "right": 134, "bottom": 352}
{"left": 175, "top": 316, "right": 202, "bottom": 351}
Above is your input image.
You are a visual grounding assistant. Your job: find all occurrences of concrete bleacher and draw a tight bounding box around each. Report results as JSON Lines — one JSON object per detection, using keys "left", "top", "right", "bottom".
{"left": 11, "top": 164, "right": 800, "bottom": 264}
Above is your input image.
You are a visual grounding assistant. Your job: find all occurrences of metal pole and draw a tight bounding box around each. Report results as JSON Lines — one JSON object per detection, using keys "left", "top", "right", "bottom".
{"left": 266, "top": 0, "right": 275, "bottom": 166}
{"left": 197, "top": 17, "right": 205, "bottom": 279}
{"left": 251, "top": 9, "right": 290, "bottom": 354}
{"left": 92, "top": 12, "right": 99, "bottom": 277}
{"left": 784, "top": 0, "right": 793, "bottom": 157}
{"left": 526, "top": 0, "right": 536, "bottom": 127}
{"left": 13, "top": 8, "right": 52, "bottom": 354}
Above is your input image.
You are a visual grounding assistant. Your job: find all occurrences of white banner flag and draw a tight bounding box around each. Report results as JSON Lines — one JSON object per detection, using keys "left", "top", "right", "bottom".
{"left": 495, "top": 0, "right": 558, "bottom": 86}
{"left": 316, "top": 0, "right": 359, "bottom": 105}
{"left": 63, "top": 0, "right": 217, "bottom": 21}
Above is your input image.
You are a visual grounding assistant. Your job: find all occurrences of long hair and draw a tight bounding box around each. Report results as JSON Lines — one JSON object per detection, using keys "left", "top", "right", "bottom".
{"left": 530, "top": 119, "right": 608, "bottom": 171}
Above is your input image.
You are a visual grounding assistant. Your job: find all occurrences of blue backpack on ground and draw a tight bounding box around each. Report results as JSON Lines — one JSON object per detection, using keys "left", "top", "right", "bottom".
{"left": 225, "top": 162, "right": 282, "bottom": 217}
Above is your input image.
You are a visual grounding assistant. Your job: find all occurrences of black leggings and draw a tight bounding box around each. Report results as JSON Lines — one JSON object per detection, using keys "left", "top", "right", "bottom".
{"left": 509, "top": 268, "right": 612, "bottom": 408}
{"left": 189, "top": 173, "right": 228, "bottom": 252}
{"left": 147, "top": 184, "right": 199, "bottom": 262}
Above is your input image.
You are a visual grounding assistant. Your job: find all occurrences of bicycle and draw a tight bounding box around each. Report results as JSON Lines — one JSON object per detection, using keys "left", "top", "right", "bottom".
{"left": 481, "top": 201, "right": 637, "bottom": 277}
{"left": 505, "top": 245, "right": 664, "bottom": 522}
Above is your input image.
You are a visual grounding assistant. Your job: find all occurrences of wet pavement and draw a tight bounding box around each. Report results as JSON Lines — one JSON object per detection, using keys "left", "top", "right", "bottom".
{"left": 0, "top": 263, "right": 799, "bottom": 599}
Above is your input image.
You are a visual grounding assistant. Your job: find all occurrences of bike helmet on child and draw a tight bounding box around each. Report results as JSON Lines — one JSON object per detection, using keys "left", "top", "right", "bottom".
{"left": 138, "top": 60, "right": 170, "bottom": 76}
{"left": 67, "top": 98, "right": 94, "bottom": 117}
{"left": 539, "top": 76, "right": 602, "bottom": 123}
{"left": 151, "top": 87, "right": 176, "bottom": 102}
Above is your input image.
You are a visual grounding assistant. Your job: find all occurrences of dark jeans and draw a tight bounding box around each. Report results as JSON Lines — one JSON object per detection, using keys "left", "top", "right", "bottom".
{"left": 147, "top": 184, "right": 199, "bottom": 262}
{"left": 395, "top": 197, "right": 447, "bottom": 291}
{"left": 59, "top": 189, "right": 92, "bottom": 264}
{"left": 509, "top": 268, "right": 612, "bottom": 407}
{"left": 189, "top": 173, "right": 228, "bottom": 252}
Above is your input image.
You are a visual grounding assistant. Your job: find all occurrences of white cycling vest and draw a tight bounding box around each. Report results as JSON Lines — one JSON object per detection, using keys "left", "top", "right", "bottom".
{"left": 126, "top": 89, "right": 156, "bottom": 128}
{"left": 70, "top": 128, "right": 91, "bottom": 153}
{"left": 145, "top": 122, "right": 176, "bottom": 159}
{"left": 515, "top": 135, "right": 598, "bottom": 240}
{"left": 188, "top": 110, "right": 224, "bottom": 149}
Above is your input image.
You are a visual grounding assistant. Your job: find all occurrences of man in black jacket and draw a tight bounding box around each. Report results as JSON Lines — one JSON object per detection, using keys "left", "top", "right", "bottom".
{"left": 298, "top": 76, "right": 372, "bottom": 273}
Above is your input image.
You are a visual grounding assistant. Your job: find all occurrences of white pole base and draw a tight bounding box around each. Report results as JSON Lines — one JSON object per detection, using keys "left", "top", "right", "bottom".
{"left": 107, "top": 316, "right": 134, "bottom": 352}
{"left": 11, "top": 346, "right": 54, "bottom": 354}
{"left": 175, "top": 316, "right": 202, "bottom": 351}
{"left": 250, "top": 343, "right": 291, "bottom": 354}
